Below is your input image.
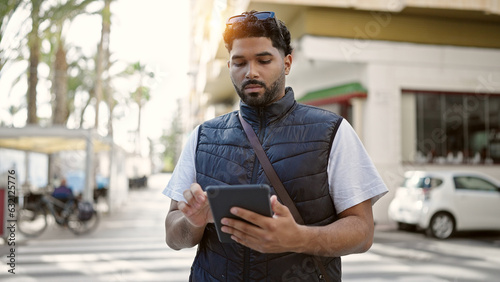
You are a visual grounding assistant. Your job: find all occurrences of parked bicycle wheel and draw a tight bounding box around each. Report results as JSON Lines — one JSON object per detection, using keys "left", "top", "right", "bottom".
{"left": 66, "top": 202, "right": 100, "bottom": 235}
{"left": 17, "top": 203, "right": 48, "bottom": 237}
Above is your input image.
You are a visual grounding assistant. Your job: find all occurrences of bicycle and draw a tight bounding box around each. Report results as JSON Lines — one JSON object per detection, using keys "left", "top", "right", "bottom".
{"left": 16, "top": 192, "right": 100, "bottom": 237}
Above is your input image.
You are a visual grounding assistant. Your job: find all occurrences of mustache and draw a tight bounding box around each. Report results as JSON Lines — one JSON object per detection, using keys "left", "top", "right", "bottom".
{"left": 242, "top": 80, "right": 266, "bottom": 89}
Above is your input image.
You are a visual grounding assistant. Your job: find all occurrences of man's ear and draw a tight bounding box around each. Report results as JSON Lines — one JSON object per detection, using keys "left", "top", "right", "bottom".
{"left": 227, "top": 60, "right": 230, "bottom": 68}
{"left": 284, "top": 54, "right": 292, "bottom": 75}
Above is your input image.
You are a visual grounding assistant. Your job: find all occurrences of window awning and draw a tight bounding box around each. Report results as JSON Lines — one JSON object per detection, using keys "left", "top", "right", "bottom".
{"left": 298, "top": 82, "right": 367, "bottom": 106}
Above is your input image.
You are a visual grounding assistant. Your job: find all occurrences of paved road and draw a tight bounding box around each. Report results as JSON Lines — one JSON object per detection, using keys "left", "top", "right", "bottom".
{"left": 2, "top": 173, "right": 500, "bottom": 281}
{"left": 344, "top": 226, "right": 500, "bottom": 282}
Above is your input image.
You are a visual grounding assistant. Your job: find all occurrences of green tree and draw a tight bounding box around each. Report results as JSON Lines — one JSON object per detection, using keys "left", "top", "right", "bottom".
{"left": 0, "top": 0, "right": 45, "bottom": 125}
{"left": 130, "top": 85, "right": 151, "bottom": 153}
{"left": 121, "top": 61, "right": 154, "bottom": 153}
{"left": 161, "top": 105, "right": 183, "bottom": 172}
{"left": 0, "top": 0, "right": 23, "bottom": 72}
{"left": 69, "top": 50, "right": 96, "bottom": 128}
{"left": 1, "top": 0, "right": 96, "bottom": 126}
{"left": 45, "top": 0, "right": 97, "bottom": 125}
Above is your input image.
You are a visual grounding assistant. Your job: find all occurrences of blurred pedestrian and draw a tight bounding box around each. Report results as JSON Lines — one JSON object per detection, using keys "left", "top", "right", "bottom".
{"left": 52, "top": 178, "right": 75, "bottom": 216}
{"left": 52, "top": 178, "right": 74, "bottom": 200}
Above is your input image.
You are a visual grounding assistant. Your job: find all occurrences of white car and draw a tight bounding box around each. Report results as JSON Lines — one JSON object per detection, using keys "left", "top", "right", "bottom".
{"left": 388, "top": 170, "right": 500, "bottom": 239}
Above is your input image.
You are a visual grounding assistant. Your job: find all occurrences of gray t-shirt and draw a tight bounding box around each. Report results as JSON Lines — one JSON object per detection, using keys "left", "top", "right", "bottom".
{"left": 163, "top": 119, "right": 387, "bottom": 213}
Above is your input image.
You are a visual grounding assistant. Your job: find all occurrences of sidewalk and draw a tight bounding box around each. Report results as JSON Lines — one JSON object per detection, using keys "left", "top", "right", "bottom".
{"left": 3, "top": 173, "right": 172, "bottom": 243}
{"left": 1, "top": 173, "right": 197, "bottom": 281}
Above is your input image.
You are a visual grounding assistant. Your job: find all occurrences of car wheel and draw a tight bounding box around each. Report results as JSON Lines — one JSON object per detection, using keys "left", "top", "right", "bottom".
{"left": 428, "top": 212, "right": 455, "bottom": 239}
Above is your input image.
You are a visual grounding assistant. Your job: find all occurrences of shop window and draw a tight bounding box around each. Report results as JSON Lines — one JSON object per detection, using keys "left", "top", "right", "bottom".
{"left": 413, "top": 92, "right": 500, "bottom": 165}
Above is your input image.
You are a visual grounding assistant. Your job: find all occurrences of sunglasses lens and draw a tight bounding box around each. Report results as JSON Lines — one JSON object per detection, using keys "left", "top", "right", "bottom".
{"left": 227, "top": 15, "right": 245, "bottom": 25}
{"left": 226, "top": 11, "right": 275, "bottom": 25}
{"left": 253, "top": 12, "right": 274, "bottom": 20}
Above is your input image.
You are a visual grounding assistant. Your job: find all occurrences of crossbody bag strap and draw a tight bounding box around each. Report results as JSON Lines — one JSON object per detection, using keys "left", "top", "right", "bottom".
{"left": 238, "top": 112, "right": 331, "bottom": 282}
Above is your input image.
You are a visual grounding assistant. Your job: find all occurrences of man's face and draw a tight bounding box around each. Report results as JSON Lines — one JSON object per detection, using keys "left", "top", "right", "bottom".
{"left": 228, "top": 37, "right": 292, "bottom": 107}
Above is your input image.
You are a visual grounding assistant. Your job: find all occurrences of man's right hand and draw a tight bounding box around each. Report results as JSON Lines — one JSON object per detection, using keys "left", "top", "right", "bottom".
{"left": 177, "top": 183, "right": 213, "bottom": 228}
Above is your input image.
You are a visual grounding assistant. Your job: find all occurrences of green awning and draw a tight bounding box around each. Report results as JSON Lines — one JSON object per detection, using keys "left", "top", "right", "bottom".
{"left": 298, "top": 82, "right": 367, "bottom": 106}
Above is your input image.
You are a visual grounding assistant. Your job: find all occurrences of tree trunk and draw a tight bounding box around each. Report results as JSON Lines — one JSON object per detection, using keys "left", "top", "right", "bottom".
{"left": 136, "top": 103, "right": 142, "bottom": 154}
{"left": 80, "top": 90, "right": 92, "bottom": 128}
{"left": 103, "top": 0, "right": 112, "bottom": 137}
{"left": 27, "top": 0, "right": 42, "bottom": 125}
{"left": 95, "top": 0, "right": 111, "bottom": 129}
{"left": 94, "top": 44, "right": 103, "bottom": 128}
{"left": 52, "top": 40, "right": 68, "bottom": 125}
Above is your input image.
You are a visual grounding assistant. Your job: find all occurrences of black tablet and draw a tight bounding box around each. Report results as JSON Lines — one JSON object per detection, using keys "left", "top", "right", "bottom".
{"left": 206, "top": 184, "right": 273, "bottom": 243}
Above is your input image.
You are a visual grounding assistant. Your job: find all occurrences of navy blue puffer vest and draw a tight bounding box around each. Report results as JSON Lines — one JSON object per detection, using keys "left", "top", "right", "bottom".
{"left": 192, "top": 88, "right": 343, "bottom": 281}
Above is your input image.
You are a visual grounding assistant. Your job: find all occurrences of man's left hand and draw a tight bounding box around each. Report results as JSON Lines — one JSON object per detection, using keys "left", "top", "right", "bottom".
{"left": 220, "top": 195, "right": 305, "bottom": 253}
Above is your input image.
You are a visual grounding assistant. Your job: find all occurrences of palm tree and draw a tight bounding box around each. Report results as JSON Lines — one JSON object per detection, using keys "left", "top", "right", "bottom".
{"left": 27, "top": 0, "right": 42, "bottom": 124}
{"left": 68, "top": 50, "right": 96, "bottom": 128}
{"left": 131, "top": 85, "right": 151, "bottom": 154}
{"left": 94, "top": 0, "right": 112, "bottom": 130}
{"left": 51, "top": 39, "right": 69, "bottom": 125}
{"left": 116, "top": 61, "right": 154, "bottom": 152}
{"left": 102, "top": 0, "right": 114, "bottom": 137}
{"left": 1, "top": 0, "right": 101, "bottom": 126}
{"left": 0, "top": 0, "right": 23, "bottom": 72}
{"left": 126, "top": 61, "right": 154, "bottom": 153}
{"left": 46, "top": 0, "right": 96, "bottom": 125}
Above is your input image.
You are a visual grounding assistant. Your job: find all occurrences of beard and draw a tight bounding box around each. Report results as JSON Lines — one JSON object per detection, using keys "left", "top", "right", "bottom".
{"left": 233, "top": 70, "right": 286, "bottom": 108}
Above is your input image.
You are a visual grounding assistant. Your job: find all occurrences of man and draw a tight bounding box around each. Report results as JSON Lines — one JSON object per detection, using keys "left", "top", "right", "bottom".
{"left": 52, "top": 178, "right": 74, "bottom": 200}
{"left": 164, "top": 10, "right": 388, "bottom": 281}
{"left": 52, "top": 178, "right": 75, "bottom": 216}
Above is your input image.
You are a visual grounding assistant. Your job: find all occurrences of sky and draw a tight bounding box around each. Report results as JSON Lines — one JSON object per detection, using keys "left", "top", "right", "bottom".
{"left": 101, "top": 0, "right": 190, "bottom": 140}
{"left": 0, "top": 0, "right": 191, "bottom": 153}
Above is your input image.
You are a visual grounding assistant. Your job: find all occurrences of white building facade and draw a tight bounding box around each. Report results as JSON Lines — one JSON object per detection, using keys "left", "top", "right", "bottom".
{"left": 290, "top": 36, "right": 500, "bottom": 222}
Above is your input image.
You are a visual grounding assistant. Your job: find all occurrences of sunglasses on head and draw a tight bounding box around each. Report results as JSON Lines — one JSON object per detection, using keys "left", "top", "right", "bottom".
{"left": 226, "top": 11, "right": 277, "bottom": 25}
{"left": 226, "top": 11, "right": 284, "bottom": 41}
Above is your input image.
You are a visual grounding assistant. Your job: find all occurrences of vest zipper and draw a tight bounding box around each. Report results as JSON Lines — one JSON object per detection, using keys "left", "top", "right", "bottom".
{"left": 246, "top": 109, "right": 266, "bottom": 281}
{"left": 243, "top": 247, "right": 250, "bottom": 282}
{"left": 250, "top": 108, "right": 266, "bottom": 183}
